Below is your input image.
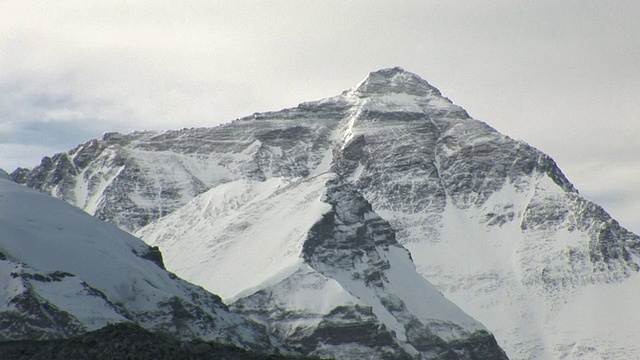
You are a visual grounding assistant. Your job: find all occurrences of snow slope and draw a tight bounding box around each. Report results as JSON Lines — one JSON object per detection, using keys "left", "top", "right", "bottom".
{"left": 0, "top": 175, "right": 272, "bottom": 350}
{"left": 137, "top": 175, "right": 332, "bottom": 301}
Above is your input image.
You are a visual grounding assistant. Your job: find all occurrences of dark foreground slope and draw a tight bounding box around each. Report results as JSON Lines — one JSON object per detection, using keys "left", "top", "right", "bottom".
{"left": 0, "top": 323, "right": 317, "bottom": 360}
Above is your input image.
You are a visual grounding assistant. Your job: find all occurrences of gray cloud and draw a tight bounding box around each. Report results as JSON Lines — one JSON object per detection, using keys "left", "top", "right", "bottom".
{"left": 1, "top": 1, "right": 639, "bottom": 232}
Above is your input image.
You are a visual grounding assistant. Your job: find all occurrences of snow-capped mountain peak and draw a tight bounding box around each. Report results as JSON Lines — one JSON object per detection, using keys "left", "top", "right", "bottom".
{"left": 340, "top": 67, "right": 470, "bottom": 117}
{"left": 13, "top": 68, "right": 640, "bottom": 359}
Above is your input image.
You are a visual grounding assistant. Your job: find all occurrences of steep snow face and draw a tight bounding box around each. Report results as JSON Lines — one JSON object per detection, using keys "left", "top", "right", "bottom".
{"left": 0, "top": 177, "right": 273, "bottom": 350}
{"left": 138, "top": 175, "right": 507, "bottom": 359}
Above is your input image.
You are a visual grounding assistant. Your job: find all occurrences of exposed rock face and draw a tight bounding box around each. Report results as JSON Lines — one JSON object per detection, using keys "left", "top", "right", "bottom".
{"left": 14, "top": 67, "right": 640, "bottom": 358}
{"left": 136, "top": 245, "right": 166, "bottom": 269}
{"left": 231, "top": 269, "right": 406, "bottom": 359}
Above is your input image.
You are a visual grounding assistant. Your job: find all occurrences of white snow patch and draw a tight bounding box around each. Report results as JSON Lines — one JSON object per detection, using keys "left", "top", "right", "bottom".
{"left": 310, "top": 148, "right": 334, "bottom": 176}
{"left": 227, "top": 259, "right": 304, "bottom": 303}
{"left": 380, "top": 171, "right": 640, "bottom": 359}
{"left": 383, "top": 246, "right": 485, "bottom": 334}
{"left": 316, "top": 244, "right": 485, "bottom": 344}
{"left": 264, "top": 264, "right": 363, "bottom": 315}
{"left": 548, "top": 275, "right": 640, "bottom": 359}
{"left": 82, "top": 164, "right": 125, "bottom": 215}
{"left": 347, "top": 162, "right": 364, "bottom": 182}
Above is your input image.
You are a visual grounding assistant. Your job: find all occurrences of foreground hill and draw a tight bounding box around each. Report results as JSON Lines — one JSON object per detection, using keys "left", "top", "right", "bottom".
{"left": 0, "top": 171, "right": 273, "bottom": 352}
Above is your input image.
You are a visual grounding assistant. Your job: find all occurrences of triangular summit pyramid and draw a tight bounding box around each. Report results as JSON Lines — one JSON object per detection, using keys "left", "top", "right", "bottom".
{"left": 353, "top": 67, "right": 442, "bottom": 97}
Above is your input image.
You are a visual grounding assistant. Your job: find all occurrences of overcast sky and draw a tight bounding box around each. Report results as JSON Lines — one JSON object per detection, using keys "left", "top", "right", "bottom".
{"left": 1, "top": 1, "right": 639, "bottom": 233}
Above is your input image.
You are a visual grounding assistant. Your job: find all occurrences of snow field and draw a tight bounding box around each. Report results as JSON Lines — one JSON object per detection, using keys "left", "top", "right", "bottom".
{"left": 138, "top": 174, "right": 335, "bottom": 301}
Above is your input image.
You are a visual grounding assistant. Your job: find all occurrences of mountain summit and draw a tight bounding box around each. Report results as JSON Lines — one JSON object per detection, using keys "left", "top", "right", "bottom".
{"left": 13, "top": 68, "right": 640, "bottom": 359}
{"left": 353, "top": 67, "right": 442, "bottom": 97}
